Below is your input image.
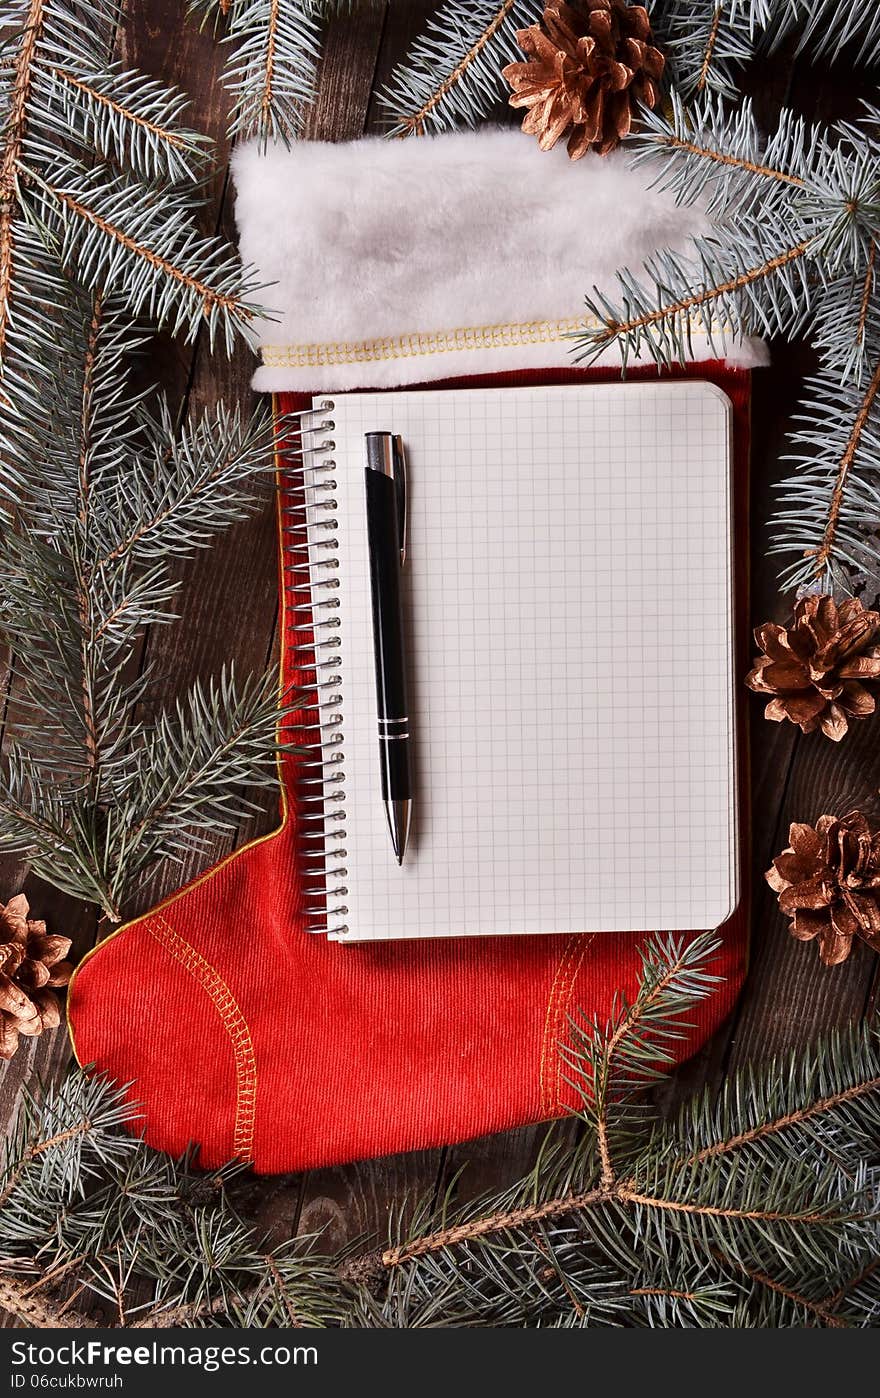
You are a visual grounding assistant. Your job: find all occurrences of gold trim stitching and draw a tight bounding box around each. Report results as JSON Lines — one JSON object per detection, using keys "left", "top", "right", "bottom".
{"left": 261, "top": 314, "right": 727, "bottom": 370}
{"left": 539, "top": 934, "right": 596, "bottom": 1117}
{"left": 539, "top": 936, "right": 578, "bottom": 1117}
{"left": 554, "top": 935, "right": 595, "bottom": 1111}
{"left": 262, "top": 318, "right": 590, "bottom": 369}
{"left": 146, "top": 914, "right": 258, "bottom": 1162}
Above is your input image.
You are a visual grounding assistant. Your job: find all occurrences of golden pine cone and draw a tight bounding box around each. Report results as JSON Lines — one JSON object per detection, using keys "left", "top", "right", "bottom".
{"left": 0, "top": 894, "right": 73, "bottom": 1060}
{"left": 745, "top": 594, "right": 880, "bottom": 742}
{"left": 502, "top": 0, "right": 664, "bottom": 159}
{"left": 767, "top": 812, "right": 880, "bottom": 965}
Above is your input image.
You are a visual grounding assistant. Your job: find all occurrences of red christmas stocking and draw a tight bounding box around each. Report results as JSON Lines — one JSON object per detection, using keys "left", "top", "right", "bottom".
{"left": 68, "top": 133, "right": 758, "bottom": 1173}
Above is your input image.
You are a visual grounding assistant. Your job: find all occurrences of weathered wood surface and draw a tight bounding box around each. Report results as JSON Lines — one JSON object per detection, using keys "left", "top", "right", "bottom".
{"left": 1, "top": 0, "right": 877, "bottom": 1298}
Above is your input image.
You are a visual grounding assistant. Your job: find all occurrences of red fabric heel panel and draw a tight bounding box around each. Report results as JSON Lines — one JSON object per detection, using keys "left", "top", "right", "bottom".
{"left": 68, "top": 916, "right": 246, "bottom": 1167}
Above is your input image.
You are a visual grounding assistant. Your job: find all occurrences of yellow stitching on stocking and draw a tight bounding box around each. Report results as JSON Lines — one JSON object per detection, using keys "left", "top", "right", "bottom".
{"left": 539, "top": 936, "right": 579, "bottom": 1117}
{"left": 554, "top": 935, "right": 596, "bottom": 1112}
{"left": 146, "top": 915, "right": 258, "bottom": 1162}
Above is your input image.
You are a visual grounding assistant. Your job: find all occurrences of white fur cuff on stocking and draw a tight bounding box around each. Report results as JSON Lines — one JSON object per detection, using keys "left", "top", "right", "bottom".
{"left": 232, "top": 128, "right": 767, "bottom": 395}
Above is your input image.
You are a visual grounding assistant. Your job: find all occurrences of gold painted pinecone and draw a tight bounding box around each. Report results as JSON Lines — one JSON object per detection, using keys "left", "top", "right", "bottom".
{"left": 502, "top": 0, "right": 664, "bottom": 158}
{"left": 745, "top": 594, "right": 880, "bottom": 741}
{"left": 767, "top": 812, "right": 880, "bottom": 965}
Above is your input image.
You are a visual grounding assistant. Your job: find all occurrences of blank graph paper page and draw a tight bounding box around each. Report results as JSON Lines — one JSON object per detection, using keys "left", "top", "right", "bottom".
{"left": 314, "top": 381, "right": 737, "bottom": 941}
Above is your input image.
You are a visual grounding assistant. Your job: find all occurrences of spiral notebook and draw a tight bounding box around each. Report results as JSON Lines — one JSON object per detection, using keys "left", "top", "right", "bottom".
{"left": 300, "top": 381, "right": 738, "bottom": 943}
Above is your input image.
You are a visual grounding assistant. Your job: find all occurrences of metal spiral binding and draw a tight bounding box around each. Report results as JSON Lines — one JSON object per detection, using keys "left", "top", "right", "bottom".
{"left": 283, "top": 400, "right": 349, "bottom": 939}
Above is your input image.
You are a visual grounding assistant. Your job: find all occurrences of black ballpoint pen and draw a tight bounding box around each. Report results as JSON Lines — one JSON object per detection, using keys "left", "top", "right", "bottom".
{"left": 364, "top": 432, "right": 413, "bottom": 865}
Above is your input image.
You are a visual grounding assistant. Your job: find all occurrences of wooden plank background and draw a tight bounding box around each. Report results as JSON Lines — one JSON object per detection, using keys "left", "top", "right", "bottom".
{"left": 2, "top": 0, "right": 878, "bottom": 1309}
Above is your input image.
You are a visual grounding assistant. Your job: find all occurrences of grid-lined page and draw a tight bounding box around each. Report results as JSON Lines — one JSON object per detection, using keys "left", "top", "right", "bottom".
{"left": 310, "top": 383, "right": 737, "bottom": 941}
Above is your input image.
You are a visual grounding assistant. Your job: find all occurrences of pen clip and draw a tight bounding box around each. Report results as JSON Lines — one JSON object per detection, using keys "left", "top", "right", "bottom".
{"left": 393, "top": 435, "right": 407, "bottom": 567}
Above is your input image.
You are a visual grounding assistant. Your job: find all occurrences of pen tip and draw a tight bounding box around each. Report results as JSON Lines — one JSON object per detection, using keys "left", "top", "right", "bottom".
{"left": 385, "top": 799, "right": 411, "bottom": 868}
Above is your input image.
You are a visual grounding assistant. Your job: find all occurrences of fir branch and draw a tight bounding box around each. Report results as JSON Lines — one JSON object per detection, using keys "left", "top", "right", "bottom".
{"left": 259, "top": 0, "right": 279, "bottom": 130}
{"left": 662, "top": 135, "right": 802, "bottom": 186}
{"left": 566, "top": 932, "right": 722, "bottom": 1184}
{"left": 369, "top": 1174, "right": 860, "bottom": 1276}
{"left": 627, "top": 1270, "right": 737, "bottom": 1327}
{"left": 653, "top": 1, "right": 754, "bottom": 100}
{"left": 619, "top": 1185, "right": 854, "bottom": 1228}
{"left": 90, "top": 403, "right": 277, "bottom": 571}
{"left": 771, "top": 307, "right": 880, "bottom": 593}
{"left": 192, "top": 0, "right": 325, "bottom": 145}
{"left": 24, "top": 160, "right": 259, "bottom": 349}
{"left": 0, "top": 289, "right": 285, "bottom": 915}
{"left": 0, "top": 670, "right": 291, "bottom": 919}
{"left": 133, "top": 1296, "right": 229, "bottom": 1328}
{"left": 0, "top": 0, "right": 46, "bottom": 366}
{"left": 630, "top": 93, "right": 807, "bottom": 206}
{"left": 40, "top": 63, "right": 210, "bottom": 184}
{"left": 355, "top": 942, "right": 880, "bottom": 1322}
{"left": 584, "top": 255, "right": 715, "bottom": 343}
{"left": 376, "top": 1186, "right": 609, "bottom": 1271}
{"left": 697, "top": 6, "right": 723, "bottom": 89}
{"left": 629, "top": 1284, "right": 698, "bottom": 1301}
{"left": 0, "top": 1072, "right": 141, "bottom": 1217}
{"left": 612, "top": 98, "right": 879, "bottom": 384}
{"left": 379, "top": 0, "right": 542, "bottom": 138}
{"left": 789, "top": 353, "right": 880, "bottom": 580}
{"left": 264, "top": 1255, "right": 304, "bottom": 1327}
{"left": 0, "top": 0, "right": 258, "bottom": 364}
{"left": 576, "top": 235, "right": 812, "bottom": 369}
{"left": 666, "top": 1017, "right": 880, "bottom": 1178}
{"left": 99, "top": 666, "right": 292, "bottom": 894}
{"left": 0, "top": 1119, "right": 95, "bottom": 1210}
{"left": 393, "top": 0, "right": 519, "bottom": 135}
{"left": 824, "top": 1256, "right": 880, "bottom": 1313}
{"left": 716, "top": 1254, "right": 849, "bottom": 1327}
{"left": 690, "top": 1073, "right": 880, "bottom": 1163}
